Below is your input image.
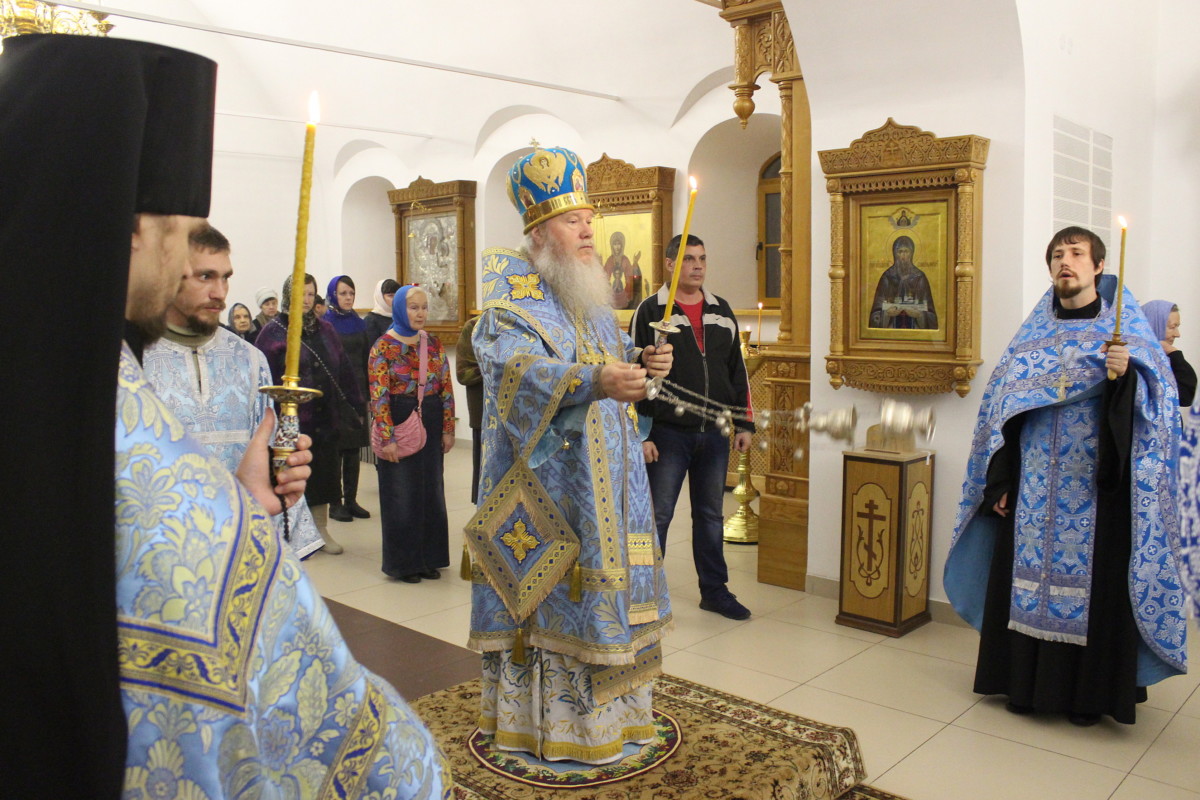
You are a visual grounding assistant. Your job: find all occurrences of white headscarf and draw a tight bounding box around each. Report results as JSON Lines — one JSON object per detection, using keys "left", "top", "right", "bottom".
{"left": 371, "top": 279, "right": 394, "bottom": 317}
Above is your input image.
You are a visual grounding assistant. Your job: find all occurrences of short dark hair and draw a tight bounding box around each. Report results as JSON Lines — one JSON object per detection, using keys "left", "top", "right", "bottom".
{"left": 666, "top": 233, "right": 704, "bottom": 261}
{"left": 336, "top": 275, "right": 355, "bottom": 291}
{"left": 381, "top": 278, "right": 401, "bottom": 295}
{"left": 1045, "top": 226, "right": 1106, "bottom": 269}
{"left": 190, "top": 221, "right": 230, "bottom": 254}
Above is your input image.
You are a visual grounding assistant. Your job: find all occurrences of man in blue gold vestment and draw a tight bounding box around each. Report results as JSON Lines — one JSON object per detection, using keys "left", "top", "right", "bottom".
{"left": 0, "top": 34, "right": 448, "bottom": 798}
{"left": 946, "top": 226, "right": 1187, "bottom": 726}
{"left": 466, "top": 147, "right": 674, "bottom": 764}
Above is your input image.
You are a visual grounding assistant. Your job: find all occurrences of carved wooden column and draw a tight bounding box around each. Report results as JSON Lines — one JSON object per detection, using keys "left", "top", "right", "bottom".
{"left": 719, "top": 0, "right": 812, "bottom": 590}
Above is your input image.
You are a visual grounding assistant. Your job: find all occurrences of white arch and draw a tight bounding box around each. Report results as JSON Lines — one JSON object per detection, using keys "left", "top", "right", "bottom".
{"left": 339, "top": 176, "right": 398, "bottom": 298}
{"left": 475, "top": 105, "right": 559, "bottom": 156}
{"left": 673, "top": 67, "right": 736, "bottom": 127}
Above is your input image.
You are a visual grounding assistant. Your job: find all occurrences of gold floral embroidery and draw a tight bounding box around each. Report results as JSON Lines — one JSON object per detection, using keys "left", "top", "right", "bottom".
{"left": 123, "top": 739, "right": 212, "bottom": 800}
{"left": 319, "top": 680, "right": 387, "bottom": 800}
{"left": 507, "top": 273, "right": 545, "bottom": 301}
{"left": 501, "top": 520, "right": 539, "bottom": 563}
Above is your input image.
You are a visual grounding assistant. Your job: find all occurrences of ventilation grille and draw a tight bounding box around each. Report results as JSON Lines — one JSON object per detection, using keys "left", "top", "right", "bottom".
{"left": 1053, "top": 115, "right": 1113, "bottom": 251}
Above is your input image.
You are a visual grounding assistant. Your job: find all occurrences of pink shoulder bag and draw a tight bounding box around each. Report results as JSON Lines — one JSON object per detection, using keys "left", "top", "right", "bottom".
{"left": 372, "top": 331, "right": 427, "bottom": 460}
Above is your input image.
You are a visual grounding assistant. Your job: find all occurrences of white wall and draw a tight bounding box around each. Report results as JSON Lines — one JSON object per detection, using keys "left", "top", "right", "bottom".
{"left": 1015, "top": 0, "right": 1166, "bottom": 311}
{"left": 1148, "top": 0, "right": 1200, "bottom": 326}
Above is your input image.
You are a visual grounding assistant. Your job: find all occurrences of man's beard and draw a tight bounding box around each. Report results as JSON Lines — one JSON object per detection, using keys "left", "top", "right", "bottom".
{"left": 127, "top": 294, "right": 167, "bottom": 343}
{"left": 528, "top": 233, "right": 611, "bottom": 317}
{"left": 184, "top": 311, "right": 220, "bottom": 336}
{"left": 1054, "top": 279, "right": 1086, "bottom": 301}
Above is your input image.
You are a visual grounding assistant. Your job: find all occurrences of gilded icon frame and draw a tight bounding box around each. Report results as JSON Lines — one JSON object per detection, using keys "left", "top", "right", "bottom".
{"left": 821, "top": 119, "right": 989, "bottom": 397}
{"left": 388, "top": 177, "right": 476, "bottom": 346}
{"left": 585, "top": 154, "right": 675, "bottom": 328}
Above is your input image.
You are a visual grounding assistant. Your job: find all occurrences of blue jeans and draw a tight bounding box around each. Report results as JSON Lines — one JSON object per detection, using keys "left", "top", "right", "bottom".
{"left": 646, "top": 424, "right": 730, "bottom": 600}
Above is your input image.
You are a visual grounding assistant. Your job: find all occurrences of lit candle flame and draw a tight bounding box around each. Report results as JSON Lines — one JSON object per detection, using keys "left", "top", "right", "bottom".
{"left": 308, "top": 91, "right": 321, "bottom": 125}
{"left": 690, "top": 175, "right": 697, "bottom": 192}
{"left": 1118, "top": 215, "right": 1127, "bottom": 230}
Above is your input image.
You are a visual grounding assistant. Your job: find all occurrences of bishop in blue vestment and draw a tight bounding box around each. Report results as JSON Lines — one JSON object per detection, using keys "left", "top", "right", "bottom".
{"left": 466, "top": 147, "right": 674, "bottom": 764}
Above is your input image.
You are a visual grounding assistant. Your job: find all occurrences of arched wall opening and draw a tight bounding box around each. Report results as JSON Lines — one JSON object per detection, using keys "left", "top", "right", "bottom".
{"left": 687, "top": 113, "right": 783, "bottom": 314}
{"left": 341, "top": 176, "right": 399, "bottom": 306}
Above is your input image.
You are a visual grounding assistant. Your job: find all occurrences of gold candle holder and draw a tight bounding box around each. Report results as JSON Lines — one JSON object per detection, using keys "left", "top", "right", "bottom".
{"left": 723, "top": 446, "right": 759, "bottom": 544}
{"left": 724, "top": 329, "right": 765, "bottom": 543}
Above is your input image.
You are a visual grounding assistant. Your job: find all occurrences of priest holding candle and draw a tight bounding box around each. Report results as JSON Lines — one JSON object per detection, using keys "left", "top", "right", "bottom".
{"left": 946, "top": 225, "right": 1186, "bottom": 726}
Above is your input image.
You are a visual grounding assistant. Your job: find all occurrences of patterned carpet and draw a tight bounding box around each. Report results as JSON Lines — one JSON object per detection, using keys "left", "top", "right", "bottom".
{"left": 412, "top": 674, "right": 913, "bottom": 799}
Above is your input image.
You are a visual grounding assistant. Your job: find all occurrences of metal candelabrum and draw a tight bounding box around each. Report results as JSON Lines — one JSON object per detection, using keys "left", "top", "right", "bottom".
{"left": 723, "top": 445, "right": 759, "bottom": 544}
{"left": 723, "top": 334, "right": 765, "bottom": 544}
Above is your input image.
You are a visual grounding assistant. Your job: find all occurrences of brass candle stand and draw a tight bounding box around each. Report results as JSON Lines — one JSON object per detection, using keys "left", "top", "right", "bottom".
{"left": 724, "top": 335, "right": 764, "bottom": 544}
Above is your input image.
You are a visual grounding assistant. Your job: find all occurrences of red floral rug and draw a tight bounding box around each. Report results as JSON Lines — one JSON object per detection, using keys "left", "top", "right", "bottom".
{"left": 411, "top": 674, "right": 908, "bottom": 799}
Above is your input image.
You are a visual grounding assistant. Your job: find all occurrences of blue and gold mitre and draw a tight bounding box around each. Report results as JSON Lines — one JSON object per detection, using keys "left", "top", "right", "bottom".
{"left": 507, "top": 146, "right": 593, "bottom": 233}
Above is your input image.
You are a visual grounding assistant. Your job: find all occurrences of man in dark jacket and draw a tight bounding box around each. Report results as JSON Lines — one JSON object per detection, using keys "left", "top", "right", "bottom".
{"left": 632, "top": 234, "right": 755, "bottom": 620}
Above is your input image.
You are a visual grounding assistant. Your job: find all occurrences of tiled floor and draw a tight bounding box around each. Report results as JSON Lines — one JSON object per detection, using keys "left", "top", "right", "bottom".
{"left": 306, "top": 444, "right": 1200, "bottom": 800}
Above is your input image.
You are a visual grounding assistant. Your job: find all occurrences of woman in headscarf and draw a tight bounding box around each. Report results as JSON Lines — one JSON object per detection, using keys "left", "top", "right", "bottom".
{"left": 1144, "top": 299, "right": 1196, "bottom": 406}
{"left": 254, "top": 286, "right": 278, "bottom": 330}
{"left": 324, "top": 275, "right": 371, "bottom": 521}
{"left": 365, "top": 277, "right": 401, "bottom": 347}
{"left": 225, "top": 301, "right": 257, "bottom": 342}
{"left": 256, "top": 273, "right": 363, "bottom": 554}
{"left": 368, "top": 284, "right": 455, "bottom": 582}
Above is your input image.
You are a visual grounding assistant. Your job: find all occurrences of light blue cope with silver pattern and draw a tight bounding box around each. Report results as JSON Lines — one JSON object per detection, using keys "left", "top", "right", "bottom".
{"left": 142, "top": 327, "right": 322, "bottom": 559}
{"left": 945, "top": 275, "right": 1187, "bottom": 686}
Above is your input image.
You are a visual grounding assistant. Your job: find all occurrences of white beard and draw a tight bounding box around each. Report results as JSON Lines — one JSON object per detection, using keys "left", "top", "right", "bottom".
{"left": 525, "top": 232, "right": 612, "bottom": 318}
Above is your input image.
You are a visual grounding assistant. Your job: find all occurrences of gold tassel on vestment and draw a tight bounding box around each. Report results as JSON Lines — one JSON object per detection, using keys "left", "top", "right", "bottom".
{"left": 569, "top": 562, "right": 582, "bottom": 602}
{"left": 460, "top": 544, "right": 472, "bottom": 582}
{"left": 512, "top": 626, "right": 526, "bottom": 665}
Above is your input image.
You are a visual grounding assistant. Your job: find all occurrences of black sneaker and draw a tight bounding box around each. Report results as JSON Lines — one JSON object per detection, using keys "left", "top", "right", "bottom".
{"left": 699, "top": 594, "right": 751, "bottom": 620}
{"left": 329, "top": 504, "right": 353, "bottom": 522}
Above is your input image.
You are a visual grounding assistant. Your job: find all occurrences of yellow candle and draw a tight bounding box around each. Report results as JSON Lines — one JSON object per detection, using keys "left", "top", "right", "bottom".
{"left": 756, "top": 302, "right": 763, "bottom": 348}
{"left": 285, "top": 91, "right": 320, "bottom": 382}
{"left": 1115, "top": 216, "right": 1127, "bottom": 338}
{"left": 662, "top": 176, "right": 698, "bottom": 322}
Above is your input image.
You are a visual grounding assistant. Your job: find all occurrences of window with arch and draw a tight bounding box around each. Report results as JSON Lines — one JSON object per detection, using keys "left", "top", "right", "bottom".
{"left": 758, "top": 152, "right": 781, "bottom": 307}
